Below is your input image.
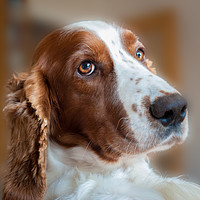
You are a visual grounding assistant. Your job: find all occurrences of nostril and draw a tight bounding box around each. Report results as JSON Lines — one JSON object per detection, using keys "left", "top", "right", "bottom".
{"left": 181, "top": 105, "right": 187, "bottom": 114}
{"left": 162, "top": 110, "right": 173, "bottom": 119}
{"left": 159, "top": 110, "right": 174, "bottom": 126}
{"left": 150, "top": 107, "right": 174, "bottom": 127}
{"left": 179, "top": 105, "right": 187, "bottom": 122}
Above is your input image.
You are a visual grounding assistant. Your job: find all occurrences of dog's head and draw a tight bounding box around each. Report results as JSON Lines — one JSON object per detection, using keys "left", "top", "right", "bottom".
{"left": 3, "top": 21, "right": 188, "bottom": 199}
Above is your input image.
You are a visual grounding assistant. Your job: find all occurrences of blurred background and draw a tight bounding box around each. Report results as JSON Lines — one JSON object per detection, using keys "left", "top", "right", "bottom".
{"left": 1, "top": 0, "right": 200, "bottom": 197}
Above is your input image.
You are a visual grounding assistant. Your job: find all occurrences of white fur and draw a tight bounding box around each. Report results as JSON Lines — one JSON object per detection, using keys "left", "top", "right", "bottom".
{"left": 44, "top": 21, "right": 200, "bottom": 199}
{"left": 45, "top": 143, "right": 200, "bottom": 200}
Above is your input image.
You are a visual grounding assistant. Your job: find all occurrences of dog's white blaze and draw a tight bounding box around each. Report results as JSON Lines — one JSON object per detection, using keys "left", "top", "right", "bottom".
{"left": 68, "top": 21, "right": 182, "bottom": 149}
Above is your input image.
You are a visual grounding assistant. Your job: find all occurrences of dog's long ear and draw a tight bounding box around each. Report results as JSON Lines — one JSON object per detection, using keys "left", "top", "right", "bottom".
{"left": 3, "top": 68, "right": 50, "bottom": 200}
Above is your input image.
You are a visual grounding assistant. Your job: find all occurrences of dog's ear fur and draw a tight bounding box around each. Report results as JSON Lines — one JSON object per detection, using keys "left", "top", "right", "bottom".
{"left": 2, "top": 68, "right": 50, "bottom": 200}
{"left": 146, "top": 59, "right": 156, "bottom": 75}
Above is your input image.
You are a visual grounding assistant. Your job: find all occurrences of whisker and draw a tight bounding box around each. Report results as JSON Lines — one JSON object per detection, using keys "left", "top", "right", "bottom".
{"left": 83, "top": 141, "right": 92, "bottom": 159}
{"left": 126, "top": 138, "right": 134, "bottom": 154}
{"left": 115, "top": 117, "right": 129, "bottom": 131}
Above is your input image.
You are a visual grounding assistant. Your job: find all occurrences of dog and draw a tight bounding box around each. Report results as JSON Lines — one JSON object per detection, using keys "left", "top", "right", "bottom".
{"left": 3, "top": 21, "right": 200, "bottom": 200}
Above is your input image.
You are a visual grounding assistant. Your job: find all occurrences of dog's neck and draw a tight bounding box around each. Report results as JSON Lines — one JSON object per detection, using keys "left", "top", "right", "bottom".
{"left": 46, "top": 140, "right": 154, "bottom": 185}
{"left": 48, "top": 140, "right": 149, "bottom": 169}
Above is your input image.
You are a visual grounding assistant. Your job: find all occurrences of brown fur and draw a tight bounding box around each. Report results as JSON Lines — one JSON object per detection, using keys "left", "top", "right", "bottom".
{"left": 121, "top": 30, "right": 156, "bottom": 74}
{"left": 121, "top": 29, "right": 137, "bottom": 58}
{"left": 3, "top": 72, "right": 48, "bottom": 200}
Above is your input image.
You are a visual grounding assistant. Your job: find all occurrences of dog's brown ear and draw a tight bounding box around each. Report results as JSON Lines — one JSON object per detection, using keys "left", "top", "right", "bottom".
{"left": 3, "top": 69, "right": 50, "bottom": 200}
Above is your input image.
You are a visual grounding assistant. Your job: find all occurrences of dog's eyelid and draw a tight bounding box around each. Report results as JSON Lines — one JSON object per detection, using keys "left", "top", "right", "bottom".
{"left": 136, "top": 46, "right": 145, "bottom": 54}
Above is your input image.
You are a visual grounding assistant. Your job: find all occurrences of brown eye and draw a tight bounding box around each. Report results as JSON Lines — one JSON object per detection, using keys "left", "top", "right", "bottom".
{"left": 136, "top": 49, "right": 145, "bottom": 61}
{"left": 78, "top": 62, "right": 95, "bottom": 75}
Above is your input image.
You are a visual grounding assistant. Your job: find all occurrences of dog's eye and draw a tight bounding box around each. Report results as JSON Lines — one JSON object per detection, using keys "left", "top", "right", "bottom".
{"left": 78, "top": 62, "right": 95, "bottom": 75}
{"left": 136, "top": 49, "right": 145, "bottom": 61}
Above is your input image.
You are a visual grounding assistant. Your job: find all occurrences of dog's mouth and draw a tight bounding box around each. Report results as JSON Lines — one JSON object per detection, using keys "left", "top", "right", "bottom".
{"left": 131, "top": 123, "right": 188, "bottom": 154}
{"left": 143, "top": 114, "right": 188, "bottom": 153}
{"left": 160, "top": 122, "right": 187, "bottom": 143}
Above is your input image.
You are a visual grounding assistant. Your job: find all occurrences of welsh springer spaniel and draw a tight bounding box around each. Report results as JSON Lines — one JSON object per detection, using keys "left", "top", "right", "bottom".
{"left": 3, "top": 21, "right": 200, "bottom": 200}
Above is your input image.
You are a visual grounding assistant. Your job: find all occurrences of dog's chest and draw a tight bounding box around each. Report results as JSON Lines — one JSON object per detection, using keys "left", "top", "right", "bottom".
{"left": 44, "top": 145, "right": 164, "bottom": 200}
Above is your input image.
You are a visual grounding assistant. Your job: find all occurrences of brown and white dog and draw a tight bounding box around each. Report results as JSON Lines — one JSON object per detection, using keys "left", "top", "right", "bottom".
{"left": 3, "top": 21, "right": 200, "bottom": 200}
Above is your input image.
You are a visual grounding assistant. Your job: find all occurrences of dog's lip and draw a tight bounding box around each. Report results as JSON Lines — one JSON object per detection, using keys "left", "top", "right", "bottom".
{"left": 160, "top": 133, "right": 184, "bottom": 147}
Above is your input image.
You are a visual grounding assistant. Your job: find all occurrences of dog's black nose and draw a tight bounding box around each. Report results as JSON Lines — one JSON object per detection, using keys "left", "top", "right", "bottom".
{"left": 150, "top": 94, "right": 187, "bottom": 127}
